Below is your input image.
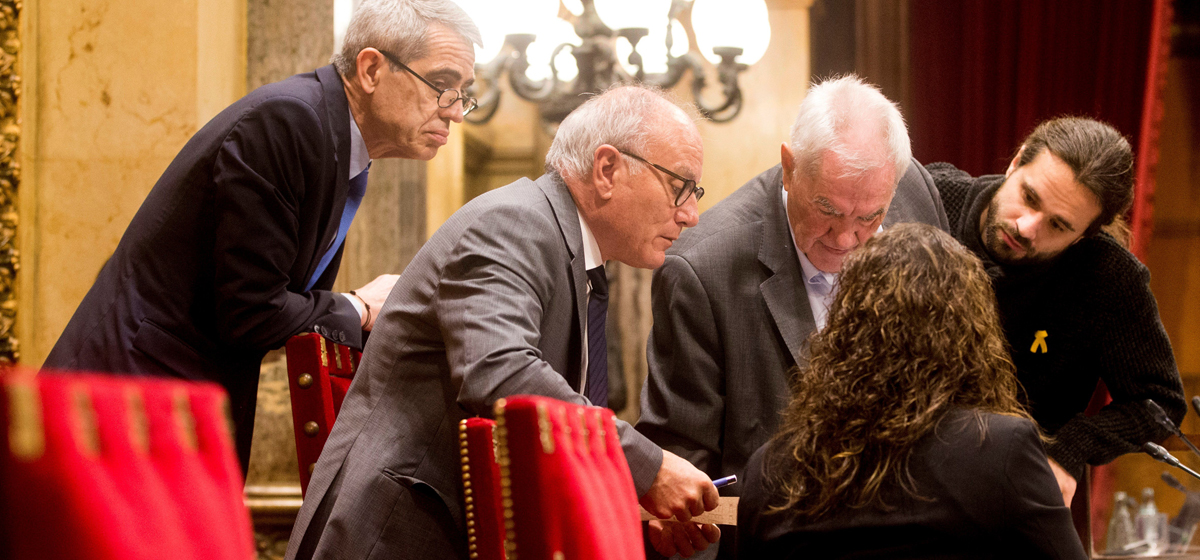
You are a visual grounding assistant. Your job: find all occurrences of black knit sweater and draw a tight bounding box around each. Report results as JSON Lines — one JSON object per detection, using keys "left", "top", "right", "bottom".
{"left": 928, "top": 162, "right": 1185, "bottom": 479}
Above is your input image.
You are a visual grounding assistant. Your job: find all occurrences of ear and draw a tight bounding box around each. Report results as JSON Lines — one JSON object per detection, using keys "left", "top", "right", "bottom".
{"left": 353, "top": 49, "right": 387, "bottom": 95}
{"left": 591, "top": 144, "right": 622, "bottom": 201}
{"left": 1005, "top": 144, "right": 1026, "bottom": 177}
{"left": 780, "top": 143, "right": 796, "bottom": 180}
{"left": 780, "top": 142, "right": 800, "bottom": 193}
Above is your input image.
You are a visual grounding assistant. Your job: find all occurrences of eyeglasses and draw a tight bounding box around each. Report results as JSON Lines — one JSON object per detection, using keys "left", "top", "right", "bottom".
{"left": 377, "top": 49, "right": 478, "bottom": 116}
{"left": 618, "top": 149, "right": 704, "bottom": 207}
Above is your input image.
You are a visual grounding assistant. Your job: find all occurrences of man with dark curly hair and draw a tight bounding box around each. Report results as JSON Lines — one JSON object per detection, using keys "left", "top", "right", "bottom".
{"left": 928, "top": 117, "right": 1185, "bottom": 507}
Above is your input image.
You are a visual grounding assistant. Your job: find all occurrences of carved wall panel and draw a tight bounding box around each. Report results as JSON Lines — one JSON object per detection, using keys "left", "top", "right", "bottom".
{"left": 0, "top": 0, "right": 18, "bottom": 364}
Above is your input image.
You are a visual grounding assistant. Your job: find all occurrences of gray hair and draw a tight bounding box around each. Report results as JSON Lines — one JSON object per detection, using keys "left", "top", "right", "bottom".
{"left": 332, "top": 0, "right": 482, "bottom": 76}
{"left": 546, "top": 85, "right": 700, "bottom": 182}
{"left": 788, "top": 75, "right": 911, "bottom": 185}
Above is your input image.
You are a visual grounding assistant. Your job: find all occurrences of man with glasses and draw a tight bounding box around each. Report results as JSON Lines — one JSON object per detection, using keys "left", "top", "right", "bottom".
{"left": 43, "top": 0, "right": 480, "bottom": 470}
{"left": 288, "top": 85, "right": 724, "bottom": 560}
{"left": 637, "top": 76, "right": 950, "bottom": 558}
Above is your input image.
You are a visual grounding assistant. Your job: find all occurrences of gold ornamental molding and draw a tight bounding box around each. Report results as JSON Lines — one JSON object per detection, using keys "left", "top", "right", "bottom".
{"left": 0, "top": 0, "right": 18, "bottom": 364}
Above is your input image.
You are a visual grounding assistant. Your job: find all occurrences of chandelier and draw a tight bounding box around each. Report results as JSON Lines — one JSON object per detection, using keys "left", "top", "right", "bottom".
{"left": 455, "top": 0, "right": 770, "bottom": 126}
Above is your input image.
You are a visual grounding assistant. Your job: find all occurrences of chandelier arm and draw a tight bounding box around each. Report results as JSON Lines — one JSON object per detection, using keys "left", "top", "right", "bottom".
{"left": 508, "top": 43, "right": 572, "bottom": 103}
{"left": 690, "top": 51, "right": 748, "bottom": 123}
{"left": 704, "top": 89, "right": 743, "bottom": 123}
{"left": 617, "top": 28, "right": 650, "bottom": 82}
{"left": 464, "top": 54, "right": 509, "bottom": 124}
{"left": 464, "top": 48, "right": 516, "bottom": 125}
{"left": 639, "top": 54, "right": 697, "bottom": 90}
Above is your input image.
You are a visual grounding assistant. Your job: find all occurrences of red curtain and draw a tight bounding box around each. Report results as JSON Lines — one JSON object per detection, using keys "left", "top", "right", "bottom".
{"left": 908, "top": 0, "right": 1154, "bottom": 176}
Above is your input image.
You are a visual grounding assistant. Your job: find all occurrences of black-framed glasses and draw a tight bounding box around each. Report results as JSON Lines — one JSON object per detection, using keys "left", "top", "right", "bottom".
{"left": 618, "top": 149, "right": 704, "bottom": 207}
{"left": 377, "top": 49, "right": 478, "bottom": 116}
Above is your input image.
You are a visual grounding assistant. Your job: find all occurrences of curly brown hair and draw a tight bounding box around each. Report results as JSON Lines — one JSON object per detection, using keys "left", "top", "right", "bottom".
{"left": 764, "top": 223, "right": 1029, "bottom": 520}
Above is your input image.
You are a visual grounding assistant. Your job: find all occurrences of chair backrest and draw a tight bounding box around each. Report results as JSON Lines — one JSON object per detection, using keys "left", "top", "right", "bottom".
{"left": 459, "top": 417, "right": 506, "bottom": 560}
{"left": 493, "top": 395, "right": 645, "bottom": 560}
{"left": 284, "top": 332, "right": 360, "bottom": 495}
{"left": 0, "top": 368, "right": 254, "bottom": 560}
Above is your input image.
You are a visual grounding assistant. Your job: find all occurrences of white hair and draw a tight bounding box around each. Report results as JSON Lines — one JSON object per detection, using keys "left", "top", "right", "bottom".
{"left": 332, "top": 0, "right": 482, "bottom": 76}
{"left": 788, "top": 75, "right": 911, "bottom": 184}
{"left": 546, "top": 85, "right": 699, "bottom": 182}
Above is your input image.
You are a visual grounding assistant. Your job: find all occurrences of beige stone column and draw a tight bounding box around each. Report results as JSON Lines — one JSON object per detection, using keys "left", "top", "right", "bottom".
{"left": 19, "top": 0, "right": 246, "bottom": 367}
{"left": 246, "top": 0, "right": 333, "bottom": 91}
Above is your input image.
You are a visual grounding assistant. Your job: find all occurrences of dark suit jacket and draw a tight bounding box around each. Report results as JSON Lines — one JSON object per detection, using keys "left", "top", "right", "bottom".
{"left": 638, "top": 159, "right": 949, "bottom": 489}
{"left": 737, "top": 409, "right": 1087, "bottom": 559}
{"left": 44, "top": 65, "right": 363, "bottom": 465}
{"left": 286, "top": 173, "right": 663, "bottom": 560}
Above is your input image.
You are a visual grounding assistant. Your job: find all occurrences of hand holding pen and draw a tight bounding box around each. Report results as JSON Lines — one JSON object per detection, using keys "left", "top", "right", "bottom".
{"left": 713, "top": 474, "right": 737, "bottom": 489}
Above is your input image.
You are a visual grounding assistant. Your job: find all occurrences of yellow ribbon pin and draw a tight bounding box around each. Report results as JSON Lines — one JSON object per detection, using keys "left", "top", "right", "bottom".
{"left": 1030, "top": 330, "right": 1048, "bottom": 353}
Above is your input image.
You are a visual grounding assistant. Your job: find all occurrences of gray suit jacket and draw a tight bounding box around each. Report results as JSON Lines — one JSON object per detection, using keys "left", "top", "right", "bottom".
{"left": 638, "top": 159, "right": 950, "bottom": 495}
{"left": 287, "top": 173, "right": 663, "bottom": 560}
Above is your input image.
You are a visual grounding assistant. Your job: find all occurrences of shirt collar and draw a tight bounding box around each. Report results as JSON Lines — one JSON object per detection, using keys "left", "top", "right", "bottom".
{"left": 348, "top": 108, "right": 371, "bottom": 179}
{"left": 576, "top": 210, "right": 604, "bottom": 270}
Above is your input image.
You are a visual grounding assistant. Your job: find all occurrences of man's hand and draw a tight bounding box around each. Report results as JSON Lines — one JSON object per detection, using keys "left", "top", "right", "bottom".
{"left": 352, "top": 274, "right": 399, "bottom": 331}
{"left": 647, "top": 520, "right": 720, "bottom": 558}
{"left": 640, "top": 450, "right": 720, "bottom": 522}
{"left": 1047, "top": 457, "right": 1077, "bottom": 507}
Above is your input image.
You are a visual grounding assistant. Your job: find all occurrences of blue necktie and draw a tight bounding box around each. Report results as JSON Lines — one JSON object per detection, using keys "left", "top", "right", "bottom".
{"left": 306, "top": 164, "right": 370, "bottom": 291}
{"left": 586, "top": 266, "right": 609, "bottom": 408}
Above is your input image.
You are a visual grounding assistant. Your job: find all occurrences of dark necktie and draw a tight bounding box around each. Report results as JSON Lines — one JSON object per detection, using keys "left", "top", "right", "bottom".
{"left": 586, "top": 266, "right": 609, "bottom": 408}
{"left": 306, "top": 164, "right": 370, "bottom": 291}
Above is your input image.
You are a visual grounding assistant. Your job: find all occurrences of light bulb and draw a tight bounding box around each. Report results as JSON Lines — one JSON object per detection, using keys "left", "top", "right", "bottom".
{"left": 691, "top": 0, "right": 771, "bottom": 66}
{"left": 594, "top": 0, "right": 672, "bottom": 33}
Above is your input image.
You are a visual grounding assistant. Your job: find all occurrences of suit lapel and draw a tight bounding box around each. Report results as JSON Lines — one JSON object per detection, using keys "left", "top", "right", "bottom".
{"left": 303, "top": 65, "right": 353, "bottom": 286}
{"left": 536, "top": 173, "right": 589, "bottom": 390}
{"left": 757, "top": 172, "right": 816, "bottom": 367}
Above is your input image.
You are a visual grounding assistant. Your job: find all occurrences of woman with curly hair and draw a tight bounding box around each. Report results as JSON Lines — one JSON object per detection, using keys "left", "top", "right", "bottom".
{"left": 737, "top": 223, "right": 1085, "bottom": 559}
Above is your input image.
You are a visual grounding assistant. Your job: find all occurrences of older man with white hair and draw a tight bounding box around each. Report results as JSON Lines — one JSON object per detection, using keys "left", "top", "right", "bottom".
{"left": 288, "top": 84, "right": 722, "bottom": 560}
{"left": 637, "top": 75, "right": 950, "bottom": 558}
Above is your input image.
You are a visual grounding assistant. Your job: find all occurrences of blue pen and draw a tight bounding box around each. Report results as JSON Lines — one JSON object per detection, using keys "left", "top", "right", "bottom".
{"left": 713, "top": 475, "right": 737, "bottom": 488}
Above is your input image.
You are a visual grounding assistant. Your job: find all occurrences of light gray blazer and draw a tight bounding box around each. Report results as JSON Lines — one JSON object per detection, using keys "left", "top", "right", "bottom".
{"left": 287, "top": 173, "right": 663, "bottom": 560}
{"left": 638, "top": 159, "right": 950, "bottom": 496}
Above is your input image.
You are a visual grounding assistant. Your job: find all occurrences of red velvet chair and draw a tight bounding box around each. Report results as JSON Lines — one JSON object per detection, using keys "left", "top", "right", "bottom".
{"left": 284, "top": 334, "right": 509, "bottom": 558}
{"left": 284, "top": 332, "right": 360, "bottom": 495}
{"left": 0, "top": 368, "right": 254, "bottom": 560}
{"left": 459, "top": 417, "right": 506, "bottom": 560}
{"left": 493, "top": 395, "right": 645, "bottom": 560}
